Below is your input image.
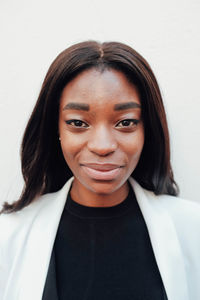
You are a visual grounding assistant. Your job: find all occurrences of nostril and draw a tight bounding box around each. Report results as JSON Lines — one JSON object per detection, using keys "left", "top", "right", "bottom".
{"left": 95, "top": 150, "right": 115, "bottom": 157}
{"left": 87, "top": 141, "right": 117, "bottom": 156}
{"left": 89, "top": 147, "right": 116, "bottom": 157}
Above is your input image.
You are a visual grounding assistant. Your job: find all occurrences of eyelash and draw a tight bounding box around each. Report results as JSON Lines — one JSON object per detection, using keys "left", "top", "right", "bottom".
{"left": 65, "top": 119, "right": 139, "bottom": 129}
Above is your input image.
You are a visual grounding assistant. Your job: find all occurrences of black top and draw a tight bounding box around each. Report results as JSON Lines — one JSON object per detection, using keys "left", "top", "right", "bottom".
{"left": 45, "top": 182, "right": 167, "bottom": 300}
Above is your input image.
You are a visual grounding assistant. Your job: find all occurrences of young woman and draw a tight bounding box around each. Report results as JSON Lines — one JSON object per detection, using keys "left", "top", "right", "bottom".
{"left": 0, "top": 41, "right": 200, "bottom": 300}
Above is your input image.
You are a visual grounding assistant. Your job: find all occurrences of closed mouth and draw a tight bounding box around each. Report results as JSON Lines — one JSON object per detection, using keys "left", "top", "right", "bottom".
{"left": 80, "top": 163, "right": 123, "bottom": 171}
{"left": 80, "top": 164, "right": 123, "bottom": 180}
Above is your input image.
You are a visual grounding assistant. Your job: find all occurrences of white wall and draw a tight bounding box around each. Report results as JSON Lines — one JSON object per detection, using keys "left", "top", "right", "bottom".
{"left": 0, "top": 0, "right": 199, "bottom": 203}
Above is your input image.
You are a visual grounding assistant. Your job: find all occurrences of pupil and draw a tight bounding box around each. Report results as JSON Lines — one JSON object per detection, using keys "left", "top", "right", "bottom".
{"left": 123, "top": 120, "right": 130, "bottom": 126}
{"left": 75, "top": 121, "right": 82, "bottom": 126}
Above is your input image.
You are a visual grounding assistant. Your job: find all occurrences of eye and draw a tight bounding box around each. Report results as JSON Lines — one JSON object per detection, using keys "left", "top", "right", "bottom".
{"left": 65, "top": 119, "right": 89, "bottom": 128}
{"left": 116, "top": 119, "right": 139, "bottom": 128}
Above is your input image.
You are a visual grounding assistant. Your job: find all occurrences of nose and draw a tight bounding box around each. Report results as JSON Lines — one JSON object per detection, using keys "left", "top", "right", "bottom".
{"left": 87, "top": 125, "right": 117, "bottom": 156}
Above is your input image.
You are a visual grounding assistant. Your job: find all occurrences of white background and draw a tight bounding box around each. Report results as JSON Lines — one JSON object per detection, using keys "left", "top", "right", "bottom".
{"left": 0, "top": 0, "right": 199, "bottom": 203}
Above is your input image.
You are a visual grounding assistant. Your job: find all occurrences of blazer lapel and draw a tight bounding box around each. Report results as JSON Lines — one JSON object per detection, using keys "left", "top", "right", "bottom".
{"left": 19, "top": 177, "right": 74, "bottom": 300}
{"left": 42, "top": 246, "right": 58, "bottom": 300}
{"left": 128, "top": 177, "right": 189, "bottom": 300}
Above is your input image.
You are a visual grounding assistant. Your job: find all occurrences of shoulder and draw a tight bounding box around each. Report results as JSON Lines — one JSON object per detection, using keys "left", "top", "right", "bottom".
{"left": 130, "top": 177, "right": 200, "bottom": 224}
{"left": 129, "top": 177, "right": 200, "bottom": 242}
{"left": 0, "top": 177, "right": 74, "bottom": 248}
{"left": 156, "top": 193, "right": 200, "bottom": 226}
{"left": 145, "top": 190, "right": 200, "bottom": 254}
{"left": 0, "top": 190, "right": 62, "bottom": 282}
{"left": 0, "top": 188, "right": 66, "bottom": 298}
{"left": 143, "top": 186, "right": 200, "bottom": 231}
{"left": 0, "top": 191, "right": 57, "bottom": 246}
{"left": 0, "top": 177, "right": 73, "bottom": 244}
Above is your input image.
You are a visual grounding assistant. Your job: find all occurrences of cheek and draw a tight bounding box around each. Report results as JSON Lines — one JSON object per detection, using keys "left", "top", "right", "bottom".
{"left": 122, "top": 131, "right": 145, "bottom": 167}
{"left": 123, "top": 127, "right": 144, "bottom": 153}
{"left": 60, "top": 132, "right": 85, "bottom": 163}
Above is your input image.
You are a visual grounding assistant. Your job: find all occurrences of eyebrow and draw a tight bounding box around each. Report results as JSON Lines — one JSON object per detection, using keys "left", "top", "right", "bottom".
{"left": 63, "top": 101, "right": 141, "bottom": 111}
{"left": 63, "top": 103, "right": 89, "bottom": 111}
{"left": 114, "top": 102, "right": 141, "bottom": 110}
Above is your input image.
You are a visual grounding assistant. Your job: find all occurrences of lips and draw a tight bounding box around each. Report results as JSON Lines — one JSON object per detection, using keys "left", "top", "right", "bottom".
{"left": 80, "top": 163, "right": 123, "bottom": 180}
{"left": 81, "top": 163, "right": 122, "bottom": 170}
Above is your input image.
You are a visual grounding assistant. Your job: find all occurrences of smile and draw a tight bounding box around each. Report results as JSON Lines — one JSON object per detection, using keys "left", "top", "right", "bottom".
{"left": 81, "top": 164, "right": 123, "bottom": 180}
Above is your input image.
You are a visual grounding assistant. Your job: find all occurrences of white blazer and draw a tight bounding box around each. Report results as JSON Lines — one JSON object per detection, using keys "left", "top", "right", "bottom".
{"left": 0, "top": 177, "right": 200, "bottom": 300}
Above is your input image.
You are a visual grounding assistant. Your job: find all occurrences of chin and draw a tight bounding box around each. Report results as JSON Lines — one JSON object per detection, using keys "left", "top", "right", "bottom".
{"left": 84, "top": 178, "right": 126, "bottom": 195}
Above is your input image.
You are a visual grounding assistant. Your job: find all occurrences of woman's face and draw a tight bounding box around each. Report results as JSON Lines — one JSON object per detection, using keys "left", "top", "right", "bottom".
{"left": 58, "top": 68, "right": 144, "bottom": 196}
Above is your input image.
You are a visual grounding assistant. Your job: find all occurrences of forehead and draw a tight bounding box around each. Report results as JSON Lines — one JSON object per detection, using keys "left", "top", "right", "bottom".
{"left": 60, "top": 68, "right": 141, "bottom": 109}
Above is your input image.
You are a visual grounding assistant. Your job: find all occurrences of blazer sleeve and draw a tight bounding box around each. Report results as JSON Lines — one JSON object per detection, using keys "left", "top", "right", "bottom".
{"left": 0, "top": 215, "right": 12, "bottom": 299}
{"left": 0, "top": 212, "right": 25, "bottom": 299}
{"left": 162, "top": 196, "right": 200, "bottom": 299}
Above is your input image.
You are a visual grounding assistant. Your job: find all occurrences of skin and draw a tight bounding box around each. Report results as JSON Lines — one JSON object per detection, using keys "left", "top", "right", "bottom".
{"left": 58, "top": 68, "right": 144, "bottom": 207}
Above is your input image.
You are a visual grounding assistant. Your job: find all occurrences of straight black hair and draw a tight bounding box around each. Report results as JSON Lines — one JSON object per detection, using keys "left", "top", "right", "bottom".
{"left": 1, "top": 40, "right": 178, "bottom": 213}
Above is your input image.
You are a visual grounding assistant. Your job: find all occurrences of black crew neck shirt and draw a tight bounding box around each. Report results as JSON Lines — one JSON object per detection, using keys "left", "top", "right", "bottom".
{"left": 54, "top": 182, "right": 166, "bottom": 300}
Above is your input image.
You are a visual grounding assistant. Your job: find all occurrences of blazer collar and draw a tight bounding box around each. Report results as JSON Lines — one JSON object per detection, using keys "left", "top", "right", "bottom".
{"left": 19, "top": 177, "right": 74, "bottom": 300}
{"left": 19, "top": 177, "right": 188, "bottom": 300}
{"left": 128, "top": 177, "right": 189, "bottom": 300}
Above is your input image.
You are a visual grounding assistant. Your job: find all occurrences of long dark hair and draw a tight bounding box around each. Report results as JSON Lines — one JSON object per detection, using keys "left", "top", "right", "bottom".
{"left": 1, "top": 40, "right": 178, "bottom": 214}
